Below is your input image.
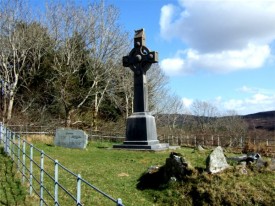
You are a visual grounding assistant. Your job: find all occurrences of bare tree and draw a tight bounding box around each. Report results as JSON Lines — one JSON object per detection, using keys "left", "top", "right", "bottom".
{"left": 45, "top": 1, "right": 91, "bottom": 126}
{"left": 45, "top": 1, "right": 129, "bottom": 128}
{"left": 218, "top": 110, "right": 248, "bottom": 146}
{"left": 110, "top": 64, "right": 133, "bottom": 119}
{"left": 147, "top": 64, "right": 170, "bottom": 114}
{"left": 0, "top": 0, "right": 50, "bottom": 122}
{"left": 158, "top": 94, "right": 185, "bottom": 134}
{"left": 190, "top": 100, "right": 220, "bottom": 134}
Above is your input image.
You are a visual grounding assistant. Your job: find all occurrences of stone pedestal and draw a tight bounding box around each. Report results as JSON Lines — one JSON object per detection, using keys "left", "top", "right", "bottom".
{"left": 114, "top": 112, "right": 169, "bottom": 150}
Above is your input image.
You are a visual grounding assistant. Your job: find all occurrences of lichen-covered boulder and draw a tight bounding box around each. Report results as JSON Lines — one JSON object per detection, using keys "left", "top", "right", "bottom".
{"left": 206, "top": 146, "right": 230, "bottom": 173}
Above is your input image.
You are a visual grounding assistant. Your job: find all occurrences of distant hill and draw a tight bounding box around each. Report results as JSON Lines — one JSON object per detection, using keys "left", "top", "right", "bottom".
{"left": 156, "top": 110, "right": 275, "bottom": 132}
{"left": 242, "top": 111, "right": 275, "bottom": 131}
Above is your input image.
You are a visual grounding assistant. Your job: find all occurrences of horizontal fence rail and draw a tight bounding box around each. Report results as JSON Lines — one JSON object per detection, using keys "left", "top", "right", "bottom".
{"left": 0, "top": 123, "right": 123, "bottom": 206}
{"left": 158, "top": 135, "right": 275, "bottom": 147}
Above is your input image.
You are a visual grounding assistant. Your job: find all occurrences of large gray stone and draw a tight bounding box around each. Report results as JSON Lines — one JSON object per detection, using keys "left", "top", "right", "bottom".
{"left": 206, "top": 146, "right": 229, "bottom": 173}
{"left": 54, "top": 128, "right": 88, "bottom": 149}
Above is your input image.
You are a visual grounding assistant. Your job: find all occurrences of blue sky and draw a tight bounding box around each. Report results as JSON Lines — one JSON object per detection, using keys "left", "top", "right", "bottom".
{"left": 31, "top": 0, "right": 275, "bottom": 115}
{"left": 104, "top": 0, "right": 275, "bottom": 115}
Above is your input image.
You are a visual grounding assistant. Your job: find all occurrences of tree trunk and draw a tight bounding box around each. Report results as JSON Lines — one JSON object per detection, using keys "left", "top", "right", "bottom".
{"left": 93, "top": 107, "right": 98, "bottom": 131}
{"left": 65, "top": 109, "right": 75, "bottom": 128}
{"left": 93, "top": 80, "right": 99, "bottom": 131}
{"left": 125, "top": 95, "right": 129, "bottom": 119}
{"left": 7, "top": 91, "right": 15, "bottom": 121}
{"left": 2, "top": 95, "right": 7, "bottom": 123}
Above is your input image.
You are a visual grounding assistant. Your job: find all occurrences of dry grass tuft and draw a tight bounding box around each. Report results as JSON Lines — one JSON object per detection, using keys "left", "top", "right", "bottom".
{"left": 23, "top": 134, "right": 54, "bottom": 145}
{"left": 242, "top": 140, "right": 274, "bottom": 156}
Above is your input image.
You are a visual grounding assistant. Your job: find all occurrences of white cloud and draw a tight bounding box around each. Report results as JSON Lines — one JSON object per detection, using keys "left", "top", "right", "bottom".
{"left": 182, "top": 90, "right": 275, "bottom": 115}
{"left": 237, "top": 85, "right": 274, "bottom": 95}
{"left": 223, "top": 95, "right": 275, "bottom": 114}
{"left": 160, "top": 0, "right": 275, "bottom": 52}
{"left": 160, "top": 57, "right": 185, "bottom": 75}
{"left": 159, "top": 4, "right": 176, "bottom": 40}
{"left": 160, "top": 43, "right": 270, "bottom": 75}
{"left": 159, "top": 0, "right": 275, "bottom": 75}
{"left": 238, "top": 85, "right": 254, "bottom": 93}
{"left": 222, "top": 86, "right": 275, "bottom": 114}
{"left": 182, "top": 97, "right": 193, "bottom": 108}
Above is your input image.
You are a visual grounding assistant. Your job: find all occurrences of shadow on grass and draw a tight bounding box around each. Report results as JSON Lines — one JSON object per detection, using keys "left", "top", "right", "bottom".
{"left": 136, "top": 166, "right": 168, "bottom": 190}
{"left": 137, "top": 152, "right": 197, "bottom": 191}
{"left": 0, "top": 147, "right": 27, "bottom": 206}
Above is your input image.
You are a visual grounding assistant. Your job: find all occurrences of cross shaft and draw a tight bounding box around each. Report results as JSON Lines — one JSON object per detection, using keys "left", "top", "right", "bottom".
{"left": 122, "top": 29, "right": 158, "bottom": 112}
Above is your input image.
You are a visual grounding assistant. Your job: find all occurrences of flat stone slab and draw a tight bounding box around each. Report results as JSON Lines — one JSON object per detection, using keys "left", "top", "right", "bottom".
{"left": 54, "top": 128, "right": 88, "bottom": 149}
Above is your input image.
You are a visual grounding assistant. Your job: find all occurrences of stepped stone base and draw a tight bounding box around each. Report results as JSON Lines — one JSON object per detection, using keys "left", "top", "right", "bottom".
{"left": 113, "top": 112, "right": 169, "bottom": 151}
{"left": 114, "top": 142, "right": 169, "bottom": 151}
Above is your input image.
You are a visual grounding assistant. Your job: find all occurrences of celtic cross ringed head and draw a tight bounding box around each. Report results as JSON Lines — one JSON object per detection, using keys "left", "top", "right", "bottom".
{"left": 123, "top": 29, "right": 158, "bottom": 74}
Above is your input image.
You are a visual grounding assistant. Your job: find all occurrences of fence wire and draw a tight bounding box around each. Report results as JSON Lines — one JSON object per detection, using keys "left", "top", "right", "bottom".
{"left": 0, "top": 123, "right": 123, "bottom": 206}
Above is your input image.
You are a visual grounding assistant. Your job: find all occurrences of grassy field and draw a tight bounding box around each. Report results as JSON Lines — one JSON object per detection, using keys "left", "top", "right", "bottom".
{"left": 1, "top": 138, "right": 275, "bottom": 206}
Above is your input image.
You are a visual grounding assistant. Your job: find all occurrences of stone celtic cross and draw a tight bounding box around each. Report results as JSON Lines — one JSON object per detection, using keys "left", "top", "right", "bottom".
{"left": 122, "top": 29, "right": 158, "bottom": 112}
{"left": 113, "top": 28, "right": 168, "bottom": 151}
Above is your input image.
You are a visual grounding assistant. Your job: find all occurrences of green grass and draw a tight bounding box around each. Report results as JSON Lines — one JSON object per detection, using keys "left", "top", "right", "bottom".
{"left": 31, "top": 141, "right": 174, "bottom": 206}
{"left": 1, "top": 140, "right": 275, "bottom": 205}
{"left": 0, "top": 147, "right": 27, "bottom": 206}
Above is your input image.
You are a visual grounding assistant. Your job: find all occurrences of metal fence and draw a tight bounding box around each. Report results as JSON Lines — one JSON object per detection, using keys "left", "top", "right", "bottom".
{"left": 159, "top": 134, "right": 275, "bottom": 147}
{"left": 7, "top": 125, "right": 55, "bottom": 135}
{"left": 0, "top": 123, "right": 123, "bottom": 206}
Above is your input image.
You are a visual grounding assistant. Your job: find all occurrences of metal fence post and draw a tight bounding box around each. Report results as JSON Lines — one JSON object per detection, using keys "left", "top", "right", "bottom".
{"left": 30, "top": 144, "right": 33, "bottom": 195}
{"left": 0, "top": 122, "right": 2, "bottom": 143}
{"left": 40, "top": 151, "right": 44, "bottom": 206}
{"left": 17, "top": 134, "right": 21, "bottom": 170}
{"left": 54, "top": 160, "right": 59, "bottom": 206}
{"left": 22, "top": 140, "right": 26, "bottom": 183}
{"left": 11, "top": 131, "right": 15, "bottom": 161}
{"left": 7, "top": 129, "right": 11, "bottom": 155}
{"left": 4, "top": 127, "right": 8, "bottom": 154}
{"left": 77, "top": 174, "right": 81, "bottom": 206}
{"left": 117, "top": 198, "right": 123, "bottom": 206}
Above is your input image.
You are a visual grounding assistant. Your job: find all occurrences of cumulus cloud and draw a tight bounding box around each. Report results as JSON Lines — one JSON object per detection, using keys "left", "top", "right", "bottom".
{"left": 161, "top": 44, "right": 270, "bottom": 75}
{"left": 223, "top": 95, "right": 275, "bottom": 114}
{"left": 160, "top": 57, "right": 185, "bottom": 75}
{"left": 222, "top": 86, "right": 275, "bottom": 114}
{"left": 182, "top": 86, "right": 275, "bottom": 115}
{"left": 159, "top": 0, "right": 275, "bottom": 75}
